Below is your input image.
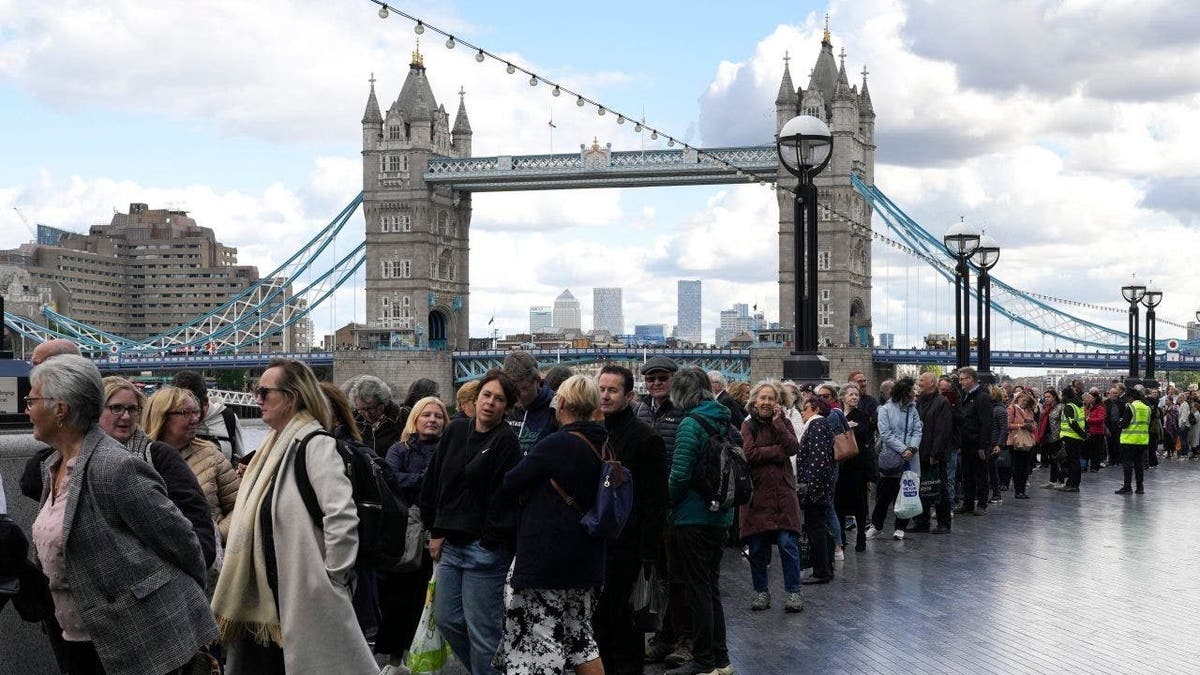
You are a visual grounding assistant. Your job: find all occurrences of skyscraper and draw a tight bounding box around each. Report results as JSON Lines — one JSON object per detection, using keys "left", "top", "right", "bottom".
{"left": 676, "top": 280, "right": 702, "bottom": 344}
{"left": 592, "top": 287, "right": 624, "bottom": 335}
{"left": 529, "top": 306, "right": 553, "bottom": 334}
{"left": 552, "top": 289, "right": 581, "bottom": 333}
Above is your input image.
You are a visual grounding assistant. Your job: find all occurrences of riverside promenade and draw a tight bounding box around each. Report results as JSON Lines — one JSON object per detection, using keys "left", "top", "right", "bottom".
{"left": 4, "top": 427, "right": 1198, "bottom": 674}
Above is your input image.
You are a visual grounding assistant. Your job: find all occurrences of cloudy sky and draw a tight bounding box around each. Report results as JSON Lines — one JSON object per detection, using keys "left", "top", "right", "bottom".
{"left": 2, "top": 0, "right": 1197, "bottom": 351}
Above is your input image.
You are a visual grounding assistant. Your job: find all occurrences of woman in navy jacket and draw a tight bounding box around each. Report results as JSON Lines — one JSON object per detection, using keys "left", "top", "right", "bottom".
{"left": 495, "top": 374, "right": 607, "bottom": 675}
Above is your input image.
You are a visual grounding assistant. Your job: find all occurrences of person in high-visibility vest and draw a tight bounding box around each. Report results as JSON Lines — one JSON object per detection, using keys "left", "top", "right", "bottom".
{"left": 1116, "top": 385, "right": 1152, "bottom": 495}
{"left": 1057, "top": 387, "right": 1087, "bottom": 493}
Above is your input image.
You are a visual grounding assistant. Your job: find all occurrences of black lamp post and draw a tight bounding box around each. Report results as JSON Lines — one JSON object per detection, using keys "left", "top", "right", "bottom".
{"left": 972, "top": 232, "right": 1000, "bottom": 381}
{"left": 777, "top": 115, "right": 832, "bottom": 382}
{"left": 943, "top": 218, "right": 980, "bottom": 371}
{"left": 1141, "top": 283, "right": 1162, "bottom": 382}
{"left": 1121, "top": 276, "right": 1146, "bottom": 381}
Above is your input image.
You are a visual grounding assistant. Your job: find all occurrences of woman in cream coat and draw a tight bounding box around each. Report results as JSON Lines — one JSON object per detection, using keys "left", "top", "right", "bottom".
{"left": 211, "top": 357, "right": 377, "bottom": 675}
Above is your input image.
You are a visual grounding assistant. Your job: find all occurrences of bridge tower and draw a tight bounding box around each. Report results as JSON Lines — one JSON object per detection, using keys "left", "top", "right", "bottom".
{"left": 361, "top": 46, "right": 472, "bottom": 350}
{"left": 776, "top": 21, "right": 876, "bottom": 348}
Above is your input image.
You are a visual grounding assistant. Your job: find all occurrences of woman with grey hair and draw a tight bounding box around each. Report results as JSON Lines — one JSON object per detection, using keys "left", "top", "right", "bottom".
{"left": 351, "top": 375, "right": 406, "bottom": 456}
{"left": 28, "top": 354, "right": 216, "bottom": 675}
{"left": 664, "top": 367, "right": 734, "bottom": 675}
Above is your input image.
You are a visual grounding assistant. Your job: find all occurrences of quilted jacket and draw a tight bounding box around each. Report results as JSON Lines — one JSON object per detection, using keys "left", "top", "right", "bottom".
{"left": 178, "top": 438, "right": 240, "bottom": 541}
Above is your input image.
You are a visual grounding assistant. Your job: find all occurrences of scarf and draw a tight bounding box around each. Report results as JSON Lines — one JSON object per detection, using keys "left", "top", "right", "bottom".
{"left": 210, "top": 411, "right": 314, "bottom": 646}
{"left": 125, "top": 427, "right": 152, "bottom": 462}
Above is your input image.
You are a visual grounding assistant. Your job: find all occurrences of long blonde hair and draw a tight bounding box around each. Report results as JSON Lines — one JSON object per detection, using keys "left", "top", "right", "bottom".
{"left": 400, "top": 396, "right": 449, "bottom": 443}
{"left": 142, "top": 386, "right": 199, "bottom": 441}
{"left": 265, "top": 357, "right": 331, "bottom": 430}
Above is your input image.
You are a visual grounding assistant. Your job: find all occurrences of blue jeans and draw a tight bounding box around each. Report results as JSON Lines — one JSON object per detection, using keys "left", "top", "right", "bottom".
{"left": 826, "top": 464, "right": 843, "bottom": 546}
{"left": 434, "top": 541, "right": 512, "bottom": 675}
{"left": 946, "top": 449, "right": 959, "bottom": 504}
{"left": 747, "top": 530, "right": 802, "bottom": 593}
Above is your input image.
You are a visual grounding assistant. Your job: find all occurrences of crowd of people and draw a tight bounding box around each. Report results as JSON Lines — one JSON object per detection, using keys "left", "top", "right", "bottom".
{"left": 0, "top": 338, "right": 1174, "bottom": 675}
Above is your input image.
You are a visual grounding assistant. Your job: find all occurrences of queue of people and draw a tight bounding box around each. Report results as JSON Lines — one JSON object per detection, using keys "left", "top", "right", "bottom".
{"left": 9, "top": 340, "right": 1171, "bottom": 675}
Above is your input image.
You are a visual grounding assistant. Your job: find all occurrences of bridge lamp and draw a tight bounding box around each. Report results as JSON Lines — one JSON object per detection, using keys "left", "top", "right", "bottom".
{"left": 971, "top": 233, "right": 1000, "bottom": 380}
{"left": 776, "top": 115, "right": 832, "bottom": 383}
{"left": 943, "top": 218, "right": 980, "bottom": 371}
{"left": 1141, "top": 283, "right": 1162, "bottom": 381}
{"left": 1121, "top": 276, "right": 1146, "bottom": 380}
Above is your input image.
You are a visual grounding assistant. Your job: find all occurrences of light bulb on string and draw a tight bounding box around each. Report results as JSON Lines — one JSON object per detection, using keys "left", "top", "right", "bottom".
{"left": 597, "top": 107, "right": 605, "bottom": 116}
{"left": 445, "top": 36, "right": 456, "bottom": 49}
{"left": 650, "top": 131, "right": 658, "bottom": 140}
{"left": 506, "top": 63, "right": 516, "bottom": 74}
{"left": 414, "top": 21, "right": 425, "bottom": 34}
{"left": 552, "top": 86, "right": 561, "bottom": 97}
{"left": 576, "top": 96, "right": 585, "bottom": 107}
{"left": 475, "top": 50, "right": 485, "bottom": 63}
{"left": 667, "top": 138, "right": 674, "bottom": 147}
{"left": 378, "top": 4, "right": 389, "bottom": 19}
{"left": 616, "top": 115, "right": 625, "bottom": 125}
{"left": 634, "top": 123, "right": 642, "bottom": 132}
{"left": 529, "top": 75, "right": 538, "bottom": 86}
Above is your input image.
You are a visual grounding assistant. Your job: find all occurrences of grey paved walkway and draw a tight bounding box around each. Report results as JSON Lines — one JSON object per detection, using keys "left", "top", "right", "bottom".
{"left": 4, "top": 433, "right": 1199, "bottom": 674}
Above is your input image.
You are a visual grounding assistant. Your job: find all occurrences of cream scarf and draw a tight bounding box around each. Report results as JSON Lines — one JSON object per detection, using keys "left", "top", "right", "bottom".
{"left": 210, "top": 411, "right": 314, "bottom": 645}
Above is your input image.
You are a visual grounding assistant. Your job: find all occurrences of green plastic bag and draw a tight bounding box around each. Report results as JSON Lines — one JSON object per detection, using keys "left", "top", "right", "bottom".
{"left": 406, "top": 569, "right": 450, "bottom": 674}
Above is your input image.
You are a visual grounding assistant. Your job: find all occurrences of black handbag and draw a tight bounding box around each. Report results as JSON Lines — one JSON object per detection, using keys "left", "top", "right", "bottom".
{"left": 918, "top": 465, "right": 941, "bottom": 498}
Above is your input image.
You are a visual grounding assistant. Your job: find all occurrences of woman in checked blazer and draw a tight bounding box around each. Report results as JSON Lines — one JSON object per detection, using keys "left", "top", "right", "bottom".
{"left": 28, "top": 354, "right": 216, "bottom": 675}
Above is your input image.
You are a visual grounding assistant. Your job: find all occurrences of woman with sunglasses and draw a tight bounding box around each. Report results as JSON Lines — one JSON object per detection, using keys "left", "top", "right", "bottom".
{"left": 28, "top": 355, "right": 216, "bottom": 675}
{"left": 212, "top": 358, "right": 378, "bottom": 674}
{"left": 144, "top": 386, "right": 241, "bottom": 574}
{"left": 100, "top": 377, "right": 215, "bottom": 569}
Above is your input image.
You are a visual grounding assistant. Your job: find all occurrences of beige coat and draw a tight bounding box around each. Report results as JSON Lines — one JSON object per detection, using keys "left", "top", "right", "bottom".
{"left": 180, "top": 438, "right": 241, "bottom": 541}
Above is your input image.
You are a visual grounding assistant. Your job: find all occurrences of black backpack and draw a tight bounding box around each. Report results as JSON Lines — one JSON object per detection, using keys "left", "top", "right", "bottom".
{"left": 294, "top": 429, "right": 408, "bottom": 572}
{"left": 686, "top": 414, "right": 753, "bottom": 512}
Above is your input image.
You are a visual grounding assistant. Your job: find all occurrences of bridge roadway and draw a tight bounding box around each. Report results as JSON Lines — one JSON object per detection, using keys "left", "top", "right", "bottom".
{"left": 4, "top": 431, "right": 1197, "bottom": 673}
{"left": 87, "top": 347, "right": 1200, "bottom": 375}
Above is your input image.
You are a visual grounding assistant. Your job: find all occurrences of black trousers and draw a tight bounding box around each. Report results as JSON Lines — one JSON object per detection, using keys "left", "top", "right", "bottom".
{"left": 960, "top": 447, "right": 990, "bottom": 511}
{"left": 594, "top": 547, "right": 646, "bottom": 675}
{"left": 914, "top": 459, "right": 950, "bottom": 528}
{"left": 1084, "top": 434, "right": 1106, "bottom": 471}
{"left": 1107, "top": 431, "right": 1122, "bottom": 464}
{"left": 1148, "top": 433, "right": 1160, "bottom": 467}
{"left": 1121, "top": 443, "right": 1146, "bottom": 490}
{"left": 675, "top": 525, "right": 728, "bottom": 669}
{"left": 834, "top": 468, "right": 870, "bottom": 550}
{"left": 654, "top": 527, "right": 693, "bottom": 645}
{"left": 375, "top": 552, "right": 434, "bottom": 657}
{"left": 871, "top": 475, "right": 911, "bottom": 532}
{"left": 1011, "top": 449, "right": 1033, "bottom": 494}
{"left": 1063, "top": 437, "right": 1083, "bottom": 488}
{"left": 802, "top": 504, "right": 834, "bottom": 578}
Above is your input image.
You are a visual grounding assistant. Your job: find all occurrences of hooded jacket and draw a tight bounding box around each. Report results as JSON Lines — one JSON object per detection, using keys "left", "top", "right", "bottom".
{"left": 508, "top": 383, "right": 558, "bottom": 456}
{"left": 668, "top": 399, "right": 734, "bottom": 528}
{"left": 198, "top": 399, "right": 244, "bottom": 461}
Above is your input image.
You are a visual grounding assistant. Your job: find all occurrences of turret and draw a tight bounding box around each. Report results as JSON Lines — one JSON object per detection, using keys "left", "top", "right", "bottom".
{"left": 362, "top": 74, "right": 383, "bottom": 191}
{"left": 775, "top": 53, "right": 800, "bottom": 132}
{"left": 452, "top": 87, "right": 473, "bottom": 158}
{"left": 832, "top": 48, "right": 858, "bottom": 136}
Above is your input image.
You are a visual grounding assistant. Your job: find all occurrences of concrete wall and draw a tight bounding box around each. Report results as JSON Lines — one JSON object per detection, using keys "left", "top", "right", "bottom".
{"left": 750, "top": 346, "right": 879, "bottom": 387}
{"left": 333, "top": 350, "right": 455, "bottom": 406}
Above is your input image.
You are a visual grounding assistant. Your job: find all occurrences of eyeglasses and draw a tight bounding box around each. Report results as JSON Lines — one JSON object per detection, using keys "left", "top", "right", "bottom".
{"left": 24, "top": 396, "right": 54, "bottom": 407}
{"left": 167, "top": 409, "right": 202, "bottom": 419}
{"left": 644, "top": 374, "right": 671, "bottom": 383}
{"left": 105, "top": 404, "right": 142, "bottom": 417}
{"left": 255, "top": 386, "right": 284, "bottom": 400}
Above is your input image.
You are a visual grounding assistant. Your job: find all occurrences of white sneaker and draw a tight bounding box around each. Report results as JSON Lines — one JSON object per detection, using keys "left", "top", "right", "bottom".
{"left": 834, "top": 547, "right": 845, "bottom": 561}
{"left": 380, "top": 665, "right": 410, "bottom": 675}
{"left": 865, "top": 525, "right": 881, "bottom": 539}
{"left": 892, "top": 530, "right": 905, "bottom": 540}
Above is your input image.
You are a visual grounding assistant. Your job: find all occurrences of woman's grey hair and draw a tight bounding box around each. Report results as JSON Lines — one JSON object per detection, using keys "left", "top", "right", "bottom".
{"left": 747, "top": 380, "right": 784, "bottom": 412}
{"left": 669, "top": 367, "right": 715, "bottom": 412}
{"left": 840, "top": 383, "right": 860, "bottom": 401}
{"left": 353, "top": 375, "right": 392, "bottom": 404}
{"left": 31, "top": 353, "right": 103, "bottom": 431}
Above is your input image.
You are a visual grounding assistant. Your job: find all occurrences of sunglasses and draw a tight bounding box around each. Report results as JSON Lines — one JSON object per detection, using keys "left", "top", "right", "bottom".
{"left": 645, "top": 374, "right": 671, "bottom": 383}
{"left": 167, "top": 409, "right": 202, "bottom": 419}
{"left": 255, "top": 386, "right": 285, "bottom": 400}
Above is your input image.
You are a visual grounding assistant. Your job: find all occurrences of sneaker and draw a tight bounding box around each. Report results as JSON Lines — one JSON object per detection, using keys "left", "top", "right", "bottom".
{"left": 379, "top": 665, "right": 410, "bottom": 675}
{"left": 750, "top": 591, "right": 771, "bottom": 611}
{"left": 989, "top": 496, "right": 1003, "bottom": 504}
{"left": 931, "top": 524, "right": 951, "bottom": 534}
{"left": 713, "top": 664, "right": 736, "bottom": 675}
{"left": 892, "top": 530, "right": 905, "bottom": 540}
{"left": 834, "top": 547, "right": 845, "bottom": 561}
{"left": 1134, "top": 487, "right": 1145, "bottom": 494}
{"left": 784, "top": 591, "right": 804, "bottom": 613}
{"left": 645, "top": 637, "right": 674, "bottom": 664}
{"left": 865, "top": 525, "right": 881, "bottom": 539}
{"left": 952, "top": 506, "right": 974, "bottom": 515}
{"left": 1059, "top": 486, "right": 1079, "bottom": 493}
{"left": 1016, "top": 493, "right": 1030, "bottom": 500}
{"left": 1040, "top": 482, "right": 1056, "bottom": 489}
{"left": 665, "top": 638, "right": 694, "bottom": 668}
{"left": 665, "top": 660, "right": 716, "bottom": 675}
{"left": 844, "top": 516, "right": 857, "bottom": 530}
{"left": 1114, "top": 486, "right": 1132, "bottom": 495}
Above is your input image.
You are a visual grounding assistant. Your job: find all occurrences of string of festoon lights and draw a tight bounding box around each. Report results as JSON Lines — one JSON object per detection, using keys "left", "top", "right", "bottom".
{"left": 371, "top": 2, "right": 1157, "bottom": 331}
{"left": 370, "top": 0, "right": 783, "bottom": 189}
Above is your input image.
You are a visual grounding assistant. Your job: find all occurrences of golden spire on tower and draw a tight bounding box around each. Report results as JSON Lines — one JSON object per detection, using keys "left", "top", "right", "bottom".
{"left": 411, "top": 37, "right": 423, "bottom": 67}
{"left": 823, "top": 13, "right": 831, "bottom": 43}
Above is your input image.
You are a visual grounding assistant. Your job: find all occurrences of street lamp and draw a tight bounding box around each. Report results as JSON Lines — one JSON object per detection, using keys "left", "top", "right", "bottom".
{"left": 971, "top": 232, "right": 1000, "bottom": 381}
{"left": 777, "top": 114, "right": 832, "bottom": 382}
{"left": 1141, "top": 283, "right": 1162, "bottom": 381}
{"left": 943, "top": 218, "right": 980, "bottom": 371}
{"left": 1121, "top": 276, "right": 1146, "bottom": 380}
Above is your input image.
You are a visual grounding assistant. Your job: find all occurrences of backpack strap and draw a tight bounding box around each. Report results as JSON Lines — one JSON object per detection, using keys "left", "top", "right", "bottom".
{"left": 221, "top": 407, "right": 240, "bottom": 456}
{"left": 686, "top": 413, "right": 720, "bottom": 438}
{"left": 294, "top": 429, "right": 335, "bottom": 527}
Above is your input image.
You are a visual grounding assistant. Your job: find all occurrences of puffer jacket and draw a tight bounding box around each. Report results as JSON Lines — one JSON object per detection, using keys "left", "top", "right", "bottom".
{"left": 179, "top": 438, "right": 241, "bottom": 541}
{"left": 638, "top": 395, "right": 684, "bottom": 468}
{"left": 668, "top": 400, "right": 734, "bottom": 528}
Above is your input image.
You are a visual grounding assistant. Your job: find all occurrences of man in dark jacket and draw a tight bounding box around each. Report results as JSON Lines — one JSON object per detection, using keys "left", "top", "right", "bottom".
{"left": 708, "top": 370, "right": 744, "bottom": 429}
{"left": 502, "top": 350, "right": 558, "bottom": 455}
{"left": 1106, "top": 383, "right": 1126, "bottom": 466}
{"left": 914, "top": 372, "right": 953, "bottom": 533}
{"left": 351, "top": 375, "right": 406, "bottom": 457}
{"left": 637, "top": 356, "right": 684, "bottom": 465}
{"left": 953, "top": 367, "right": 993, "bottom": 515}
{"left": 594, "top": 365, "right": 668, "bottom": 675}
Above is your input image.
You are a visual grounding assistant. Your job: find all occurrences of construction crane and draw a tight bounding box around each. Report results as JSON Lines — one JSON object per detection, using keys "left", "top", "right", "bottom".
{"left": 13, "top": 207, "right": 37, "bottom": 239}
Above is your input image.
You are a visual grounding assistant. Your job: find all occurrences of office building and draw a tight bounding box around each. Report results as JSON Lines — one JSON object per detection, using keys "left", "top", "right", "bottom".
{"left": 592, "top": 287, "right": 623, "bottom": 335}
{"left": 677, "top": 279, "right": 702, "bottom": 344}
{"left": 880, "top": 332, "right": 894, "bottom": 348}
{"left": 529, "top": 306, "right": 553, "bottom": 334}
{"left": 715, "top": 302, "right": 765, "bottom": 346}
{"left": 553, "top": 289, "right": 581, "bottom": 333}
{"left": 634, "top": 324, "right": 667, "bottom": 345}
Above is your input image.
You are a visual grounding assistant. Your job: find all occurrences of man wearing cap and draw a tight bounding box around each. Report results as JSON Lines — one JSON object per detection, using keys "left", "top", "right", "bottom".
{"left": 635, "top": 356, "right": 693, "bottom": 667}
